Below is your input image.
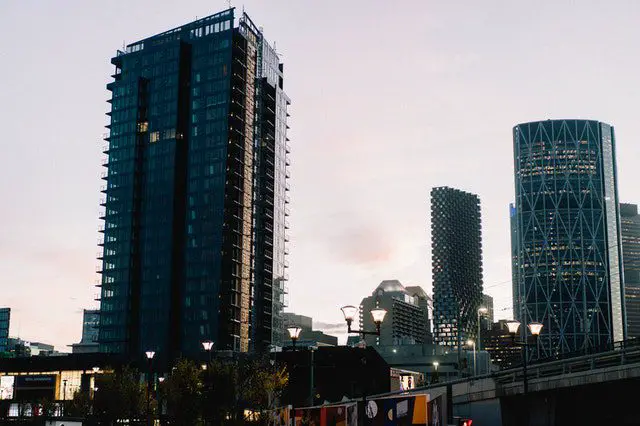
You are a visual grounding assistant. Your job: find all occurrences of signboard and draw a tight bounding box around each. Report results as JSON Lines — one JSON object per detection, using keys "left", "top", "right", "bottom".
{"left": 294, "top": 403, "right": 357, "bottom": 426}
{"left": 365, "top": 394, "right": 430, "bottom": 426}
{"left": 0, "top": 376, "right": 15, "bottom": 400}
{"left": 14, "top": 375, "right": 56, "bottom": 401}
{"left": 15, "top": 375, "right": 56, "bottom": 388}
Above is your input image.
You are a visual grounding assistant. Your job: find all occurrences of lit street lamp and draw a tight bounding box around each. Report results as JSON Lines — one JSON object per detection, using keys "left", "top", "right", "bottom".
{"left": 287, "top": 326, "right": 302, "bottom": 349}
{"left": 202, "top": 340, "right": 214, "bottom": 364}
{"left": 505, "top": 320, "right": 543, "bottom": 394}
{"left": 340, "top": 305, "right": 387, "bottom": 336}
{"left": 145, "top": 351, "right": 155, "bottom": 426}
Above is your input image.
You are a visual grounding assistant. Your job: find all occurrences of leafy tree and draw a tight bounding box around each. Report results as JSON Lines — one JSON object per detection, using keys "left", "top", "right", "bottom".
{"left": 67, "top": 389, "right": 92, "bottom": 418}
{"left": 159, "top": 358, "right": 203, "bottom": 426}
{"left": 93, "top": 366, "right": 148, "bottom": 425}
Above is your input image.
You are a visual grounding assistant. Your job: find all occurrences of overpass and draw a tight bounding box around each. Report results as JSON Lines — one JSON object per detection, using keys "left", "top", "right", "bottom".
{"left": 372, "top": 343, "right": 640, "bottom": 425}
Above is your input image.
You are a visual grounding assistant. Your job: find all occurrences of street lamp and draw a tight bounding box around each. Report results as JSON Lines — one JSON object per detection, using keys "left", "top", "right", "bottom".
{"left": 202, "top": 340, "right": 214, "bottom": 364}
{"left": 477, "top": 307, "right": 488, "bottom": 350}
{"left": 466, "top": 339, "right": 477, "bottom": 376}
{"left": 145, "top": 351, "right": 155, "bottom": 426}
{"left": 340, "top": 305, "right": 387, "bottom": 336}
{"left": 432, "top": 361, "right": 439, "bottom": 384}
{"left": 505, "top": 320, "right": 543, "bottom": 394}
{"left": 287, "top": 326, "right": 302, "bottom": 349}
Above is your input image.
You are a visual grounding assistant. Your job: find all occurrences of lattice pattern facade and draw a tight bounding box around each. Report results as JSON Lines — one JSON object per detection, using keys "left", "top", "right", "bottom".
{"left": 512, "top": 119, "right": 624, "bottom": 359}
{"left": 431, "top": 187, "right": 483, "bottom": 348}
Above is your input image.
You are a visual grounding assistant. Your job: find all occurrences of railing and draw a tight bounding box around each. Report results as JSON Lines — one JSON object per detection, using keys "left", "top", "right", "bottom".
{"left": 367, "top": 339, "right": 640, "bottom": 400}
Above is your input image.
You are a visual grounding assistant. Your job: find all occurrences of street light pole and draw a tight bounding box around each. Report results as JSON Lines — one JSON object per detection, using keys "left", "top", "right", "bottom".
{"left": 467, "top": 340, "right": 476, "bottom": 376}
{"left": 505, "top": 320, "right": 543, "bottom": 395}
{"left": 145, "top": 350, "right": 155, "bottom": 426}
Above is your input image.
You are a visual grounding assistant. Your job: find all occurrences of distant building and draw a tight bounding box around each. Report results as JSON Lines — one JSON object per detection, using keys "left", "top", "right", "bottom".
{"left": 480, "top": 294, "right": 494, "bottom": 330}
{"left": 282, "top": 313, "right": 313, "bottom": 331}
{"left": 281, "top": 312, "right": 337, "bottom": 347}
{"left": 431, "top": 187, "right": 483, "bottom": 348}
{"left": 71, "top": 310, "right": 100, "bottom": 354}
{"left": 6, "top": 338, "right": 58, "bottom": 358}
{"left": 360, "top": 280, "right": 431, "bottom": 347}
{"left": 481, "top": 320, "right": 522, "bottom": 370}
{"left": 621, "top": 203, "right": 640, "bottom": 339}
{"left": 405, "top": 286, "right": 433, "bottom": 343}
{"left": 0, "top": 308, "right": 9, "bottom": 353}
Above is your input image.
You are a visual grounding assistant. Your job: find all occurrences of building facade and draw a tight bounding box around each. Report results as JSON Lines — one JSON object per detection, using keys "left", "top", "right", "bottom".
{"left": 360, "top": 280, "right": 431, "bottom": 347}
{"left": 481, "top": 320, "right": 522, "bottom": 370}
{"left": 480, "top": 294, "right": 494, "bottom": 331}
{"left": 621, "top": 203, "right": 640, "bottom": 339}
{"left": 71, "top": 310, "right": 100, "bottom": 354}
{"left": 0, "top": 308, "right": 9, "bottom": 353}
{"left": 512, "top": 119, "right": 624, "bottom": 359}
{"left": 97, "top": 8, "right": 290, "bottom": 358}
{"left": 431, "top": 187, "right": 483, "bottom": 348}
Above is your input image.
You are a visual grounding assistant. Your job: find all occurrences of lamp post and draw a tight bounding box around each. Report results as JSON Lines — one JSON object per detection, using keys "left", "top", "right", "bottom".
{"left": 466, "top": 339, "right": 476, "bottom": 376}
{"left": 145, "top": 350, "right": 155, "bottom": 426}
{"left": 202, "top": 340, "right": 214, "bottom": 364}
{"left": 432, "top": 361, "right": 439, "bottom": 384}
{"left": 340, "top": 305, "right": 387, "bottom": 338}
{"left": 287, "top": 326, "right": 302, "bottom": 350}
{"left": 341, "top": 306, "right": 387, "bottom": 425}
{"left": 477, "top": 307, "right": 488, "bottom": 351}
{"left": 505, "top": 320, "right": 543, "bottom": 395}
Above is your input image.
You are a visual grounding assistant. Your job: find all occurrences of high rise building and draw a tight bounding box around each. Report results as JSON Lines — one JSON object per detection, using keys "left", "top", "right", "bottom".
{"left": 360, "top": 280, "right": 432, "bottom": 347}
{"left": 97, "top": 8, "right": 290, "bottom": 358}
{"left": 0, "top": 308, "right": 10, "bottom": 353}
{"left": 620, "top": 203, "right": 640, "bottom": 338}
{"left": 481, "top": 320, "right": 522, "bottom": 370}
{"left": 480, "top": 294, "right": 494, "bottom": 330}
{"left": 512, "top": 119, "right": 624, "bottom": 358}
{"left": 71, "top": 310, "right": 100, "bottom": 354}
{"left": 431, "top": 187, "right": 483, "bottom": 348}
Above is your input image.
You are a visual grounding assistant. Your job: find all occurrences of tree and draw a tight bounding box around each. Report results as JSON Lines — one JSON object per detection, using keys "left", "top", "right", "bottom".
{"left": 159, "top": 358, "right": 203, "bottom": 426}
{"left": 67, "top": 389, "right": 92, "bottom": 418}
{"left": 93, "top": 366, "right": 147, "bottom": 425}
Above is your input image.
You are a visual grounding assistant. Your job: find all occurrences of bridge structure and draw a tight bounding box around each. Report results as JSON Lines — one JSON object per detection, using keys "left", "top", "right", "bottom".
{"left": 370, "top": 342, "right": 640, "bottom": 425}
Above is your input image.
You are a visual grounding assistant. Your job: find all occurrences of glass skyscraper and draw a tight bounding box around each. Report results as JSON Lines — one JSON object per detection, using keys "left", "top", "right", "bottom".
{"left": 431, "top": 187, "right": 484, "bottom": 348}
{"left": 620, "top": 203, "right": 640, "bottom": 338}
{"left": 512, "top": 119, "right": 624, "bottom": 359}
{"left": 97, "top": 8, "right": 290, "bottom": 358}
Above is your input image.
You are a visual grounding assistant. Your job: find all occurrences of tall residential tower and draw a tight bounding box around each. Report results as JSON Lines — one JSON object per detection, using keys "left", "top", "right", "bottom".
{"left": 97, "top": 9, "right": 290, "bottom": 359}
{"left": 512, "top": 119, "right": 624, "bottom": 359}
{"left": 431, "top": 187, "right": 483, "bottom": 348}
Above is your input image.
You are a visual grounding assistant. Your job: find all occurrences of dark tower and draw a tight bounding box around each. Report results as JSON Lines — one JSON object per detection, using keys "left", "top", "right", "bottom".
{"left": 621, "top": 203, "right": 640, "bottom": 338}
{"left": 431, "top": 187, "right": 483, "bottom": 349}
{"left": 97, "top": 9, "right": 290, "bottom": 359}
{"left": 512, "top": 119, "right": 624, "bottom": 359}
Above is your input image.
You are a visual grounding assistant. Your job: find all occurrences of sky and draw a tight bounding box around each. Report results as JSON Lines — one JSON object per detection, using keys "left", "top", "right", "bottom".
{"left": 1, "top": 1, "right": 640, "bottom": 350}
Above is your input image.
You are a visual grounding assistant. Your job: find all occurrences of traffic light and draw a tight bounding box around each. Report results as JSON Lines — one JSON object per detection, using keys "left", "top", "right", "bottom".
{"left": 458, "top": 419, "right": 473, "bottom": 426}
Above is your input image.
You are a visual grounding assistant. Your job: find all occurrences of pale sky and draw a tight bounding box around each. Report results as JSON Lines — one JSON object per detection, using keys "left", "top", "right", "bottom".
{"left": 1, "top": 1, "right": 640, "bottom": 350}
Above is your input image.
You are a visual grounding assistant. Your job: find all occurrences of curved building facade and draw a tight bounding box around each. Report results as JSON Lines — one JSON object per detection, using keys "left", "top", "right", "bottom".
{"left": 512, "top": 119, "right": 624, "bottom": 359}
